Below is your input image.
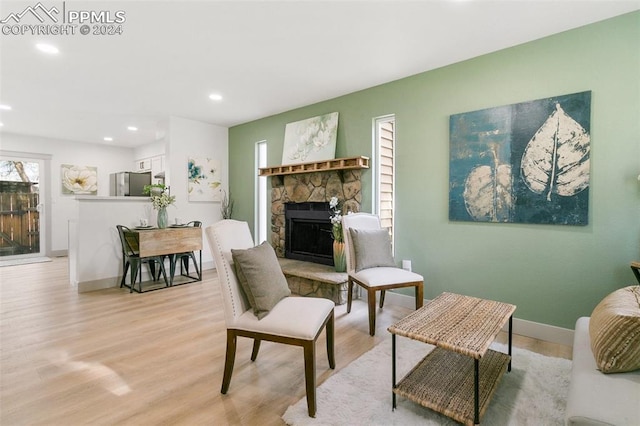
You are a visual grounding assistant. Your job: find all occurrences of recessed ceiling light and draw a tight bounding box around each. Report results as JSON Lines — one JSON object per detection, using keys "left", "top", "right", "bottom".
{"left": 209, "top": 93, "right": 223, "bottom": 101}
{"left": 0, "top": 104, "right": 12, "bottom": 110}
{"left": 36, "top": 43, "right": 59, "bottom": 54}
{"left": 127, "top": 126, "right": 138, "bottom": 131}
{"left": 104, "top": 137, "right": 113, "bottom": 142}
{"left": 0, "top": 122, "right": 3, "bottom": 127}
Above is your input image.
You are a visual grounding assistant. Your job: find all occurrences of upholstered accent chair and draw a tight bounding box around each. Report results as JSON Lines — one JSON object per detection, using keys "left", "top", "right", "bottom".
{"left": 205, "top": 220, "right": 335, "bottom": 417}
{"left": 342, "top": 213, "right": 424, "bottom": 336}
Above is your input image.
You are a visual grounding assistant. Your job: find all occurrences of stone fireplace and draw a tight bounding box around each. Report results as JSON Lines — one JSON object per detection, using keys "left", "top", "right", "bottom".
{"left": 270, "top": 169, "right": 362, "bottom": 261}
{"left": 285, "top": 202, "right": 333, "bottom": 265}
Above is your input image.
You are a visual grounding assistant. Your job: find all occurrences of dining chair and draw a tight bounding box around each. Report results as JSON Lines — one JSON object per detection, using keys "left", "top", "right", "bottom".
{"left": 116, "top": 225, "right": 169, "bottom": 293}
{"left": 205, "top": 220, "right": 335, "bottom": 417}
{"left": 342, "top": 213, "right": 424, "bottom": 336}
{"left": 169, "top": 220, "right": 202, "bottom": 285}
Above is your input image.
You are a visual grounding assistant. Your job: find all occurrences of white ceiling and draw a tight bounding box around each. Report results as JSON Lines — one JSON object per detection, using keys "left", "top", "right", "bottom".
{"left": 0, "top": 0, "right": 638, "bottom": 148}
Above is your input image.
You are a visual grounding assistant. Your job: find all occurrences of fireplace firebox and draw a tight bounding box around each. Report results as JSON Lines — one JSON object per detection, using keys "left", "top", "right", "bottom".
{"left": 285, "top": 202, "right": 334, "bottom": 266}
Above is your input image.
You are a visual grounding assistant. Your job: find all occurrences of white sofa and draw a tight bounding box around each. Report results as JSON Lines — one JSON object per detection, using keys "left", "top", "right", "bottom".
{"left": 565, "top": 317, "right": 640, "bottom": 425}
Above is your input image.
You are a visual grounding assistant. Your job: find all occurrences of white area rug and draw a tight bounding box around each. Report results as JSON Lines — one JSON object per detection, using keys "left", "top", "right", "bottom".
{"left": 283, "top": 338, "right": 571, "bottom": 425}
{"left": 0, "top": 256, "right": 52, "bottom": 267}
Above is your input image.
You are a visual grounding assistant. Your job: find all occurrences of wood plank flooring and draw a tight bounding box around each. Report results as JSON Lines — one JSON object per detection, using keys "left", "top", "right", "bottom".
{"left": 0, "top": 257, "right": 571, "bottom": 425}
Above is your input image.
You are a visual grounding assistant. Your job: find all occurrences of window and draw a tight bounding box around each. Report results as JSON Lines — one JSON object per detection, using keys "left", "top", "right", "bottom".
{"left": 374, "top": 115, "right": 395, "bottom": 248}
{"left": 255, "top": 141, "right": 267, "bottom": 245}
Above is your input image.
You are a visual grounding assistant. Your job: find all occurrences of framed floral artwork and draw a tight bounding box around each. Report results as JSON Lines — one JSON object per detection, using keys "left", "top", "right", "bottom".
{"left": 281, "top": 112, "right": 339, "bottom": 165}
{"left": 61, "top": 164, "right": 97, "bottom": 195}
{"left": 188, "top": 157, "right": 222, "bottom": 202}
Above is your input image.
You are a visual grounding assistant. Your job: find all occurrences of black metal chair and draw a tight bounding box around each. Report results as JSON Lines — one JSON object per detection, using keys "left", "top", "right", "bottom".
{"left": 169, "top": 220, "right": 202, "bottom": 285}
{"left": 116, "top": 225, "right": 169, "bottom": 293}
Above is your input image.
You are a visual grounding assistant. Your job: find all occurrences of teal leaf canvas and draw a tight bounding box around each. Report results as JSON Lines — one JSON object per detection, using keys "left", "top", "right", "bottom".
{"left": 449, "top": 91, "right": 591, "bottom": 225}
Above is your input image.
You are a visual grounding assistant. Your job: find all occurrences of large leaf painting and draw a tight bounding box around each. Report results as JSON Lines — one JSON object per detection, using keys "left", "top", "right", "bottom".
{"left": 463, "top": 145, "right": 513, "bottom": 222}
{"left": 450, "top": 91, "right": 591, "bottom": 225}
{"left": 520, "top": 104, "right": 590, "bottom": 201}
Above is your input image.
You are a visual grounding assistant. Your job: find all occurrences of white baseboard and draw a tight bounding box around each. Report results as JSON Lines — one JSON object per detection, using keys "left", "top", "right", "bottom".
{"left": 78, "top": 276, "right": 121, "bottom": 293}
{"left": 370, "top": 290, "right": 574, "bottom": 347}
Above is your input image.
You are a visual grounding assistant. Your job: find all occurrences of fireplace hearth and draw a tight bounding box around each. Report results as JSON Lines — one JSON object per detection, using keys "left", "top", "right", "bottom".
{"left": 285, "top": 202, "right": 333, "bottom": 266}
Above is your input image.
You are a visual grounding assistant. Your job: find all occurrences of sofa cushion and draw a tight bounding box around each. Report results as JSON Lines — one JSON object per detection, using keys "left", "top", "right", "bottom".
{"left": 566, "top": 317, "right": 640, "bottom": 426}
{"left": 349, "top": 228, "right": 395, "bottom": 272}
{"left": 589, "top": 285, "right": 640, "bottom": 373}
{"left": 232, "top": 242, "right": 291, "bottom": 320}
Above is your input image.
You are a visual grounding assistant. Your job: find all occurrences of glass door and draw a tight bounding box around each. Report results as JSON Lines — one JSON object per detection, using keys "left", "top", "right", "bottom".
{"left": 0, "top": 156, "right": 46, "bottom": 259}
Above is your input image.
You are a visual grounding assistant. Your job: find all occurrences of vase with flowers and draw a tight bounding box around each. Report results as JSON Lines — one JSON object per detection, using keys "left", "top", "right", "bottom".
{"left": 329, "top": 196, "right": 346, "bottom": 272}
{"left": 144, "top": 184, "right": 175, "bottom": 229}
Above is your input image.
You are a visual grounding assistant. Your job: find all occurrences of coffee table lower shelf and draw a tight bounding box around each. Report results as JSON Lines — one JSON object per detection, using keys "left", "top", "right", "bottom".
{"left": 394, "top": 347, "right": 511, "bottom": 426}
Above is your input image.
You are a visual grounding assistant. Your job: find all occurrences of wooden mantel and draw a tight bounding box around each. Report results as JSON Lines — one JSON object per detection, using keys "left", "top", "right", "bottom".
{"left": 259, "top": 156, "right": 369, "bottom": 177}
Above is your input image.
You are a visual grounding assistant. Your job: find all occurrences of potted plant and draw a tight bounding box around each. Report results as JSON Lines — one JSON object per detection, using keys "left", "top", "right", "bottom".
{"left": 143, "top": 184, "right": 175, "bottom": 228}
{"left": 329, "top": 196, "right": 346, "bottom": 272}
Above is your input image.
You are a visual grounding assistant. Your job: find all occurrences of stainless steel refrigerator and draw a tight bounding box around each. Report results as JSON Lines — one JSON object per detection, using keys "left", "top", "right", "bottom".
{"left": 109, "top": 172, "right": 151, "bottom": 196}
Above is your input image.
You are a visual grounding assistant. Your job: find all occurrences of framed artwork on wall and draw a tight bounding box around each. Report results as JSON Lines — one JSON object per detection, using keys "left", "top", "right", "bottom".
{"left": 449, "top": 91, "right": 591, "bottom": 225}
{"left": 188, "top": 157, "right": 222, "bottom": 202}
{"left": 281, "top": 112, "right": 339, "bottom": 165}
{"left": 61, "top": 164, "right": 97, "bottom": 195}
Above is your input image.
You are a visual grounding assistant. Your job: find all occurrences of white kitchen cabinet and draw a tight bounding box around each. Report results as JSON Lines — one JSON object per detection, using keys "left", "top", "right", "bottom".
{"left": 134, "top": 158, "right": 152, "bottom": 171}
{"left": 151, "top": 155, "right": 165, "bottom": 184}
{"left": 151, "top": 156, "right": 163, "bottom": 175}
{"left": 134, "top": 155, "right": 164, "bottom": 176}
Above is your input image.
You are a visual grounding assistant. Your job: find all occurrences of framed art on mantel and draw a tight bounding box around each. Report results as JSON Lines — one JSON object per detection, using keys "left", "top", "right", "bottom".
{"left": 281, "top": 112, "right": 339, "bottom": 165}
{"left": 449, "top": 91, "right": 591, "bottom": 226}
{"left": 188, "top": 157, "right": 222, "bottom": 202}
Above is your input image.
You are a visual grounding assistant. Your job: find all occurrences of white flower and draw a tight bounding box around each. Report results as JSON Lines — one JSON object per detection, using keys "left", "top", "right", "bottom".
{"left": 328, "top": 197, "right": 344, "bottom": 242}
{"left": 62, "top": 165, "right": 97, "bottom": 194}
{"left": 329, "top": 196, "right": 339, "bottom": 209}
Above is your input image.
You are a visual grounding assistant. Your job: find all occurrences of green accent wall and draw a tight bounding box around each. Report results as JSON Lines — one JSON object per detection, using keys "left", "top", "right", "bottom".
{"left": 229, "top": 12, "right": 640, "bottom": 329}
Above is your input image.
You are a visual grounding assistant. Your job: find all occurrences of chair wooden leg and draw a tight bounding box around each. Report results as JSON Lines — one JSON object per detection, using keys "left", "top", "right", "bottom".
{"left": 221, "top": 330, "right": 237, "bottom": 394}
{"left": 303, "top": 340, "right": 316, "bottom": 417}
{"left": 368, "top": 289, "right": 377, "bottom": 336}
{"left": 326, "top": 311, "right": 335, "bottom": 369}
{"left": 250, "top": 339, "right": 261, "bottom": 361}
{"left": 346, "top": 278, "right": 354, "bottom": 314}
{"left": 415, "top": 283, "right": 424, "bottom": 309}
{"left": 379, "top": 290, "right": 386, "bottom": 308}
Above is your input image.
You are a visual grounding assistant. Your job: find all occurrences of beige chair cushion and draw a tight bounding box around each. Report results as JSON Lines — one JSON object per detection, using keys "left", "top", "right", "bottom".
{"left": 349, "top": 228, "right": 396, "bottom": 272}
{"left": 589, "top": 285, "right": 640, "bottom": 373}
{"left": 232, "top": 242, "right": 291, "bottom": 320}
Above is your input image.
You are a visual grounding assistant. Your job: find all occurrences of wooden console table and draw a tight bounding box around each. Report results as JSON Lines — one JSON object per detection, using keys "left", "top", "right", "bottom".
{"left": 123, "top": 226, "right": 202, "bottom": 292}
{"left": 388, "top": 292, "right": 516, "bottom": 425}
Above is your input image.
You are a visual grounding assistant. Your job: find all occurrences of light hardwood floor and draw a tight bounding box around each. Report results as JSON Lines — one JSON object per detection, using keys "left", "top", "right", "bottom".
{"left": 0, "top": 257, "right": 571, "bottom": 425}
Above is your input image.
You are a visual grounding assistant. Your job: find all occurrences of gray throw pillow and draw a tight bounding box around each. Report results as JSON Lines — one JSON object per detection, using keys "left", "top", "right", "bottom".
{"left": 349, "top": 228, "right": 396, "bottom": 272}
{"left": 231, "top": 242, "right": 291, "bottom": 319}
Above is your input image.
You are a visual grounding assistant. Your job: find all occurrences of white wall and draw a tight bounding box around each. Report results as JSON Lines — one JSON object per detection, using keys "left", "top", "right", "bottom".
{"left": 1, "top": 133, "right": 134, "bottom": 254}
{"left": 0, "top": 117, "right": 229, "bottom": 272}
{"left": 166, "top": 116, "right": 229, "bottom": 267}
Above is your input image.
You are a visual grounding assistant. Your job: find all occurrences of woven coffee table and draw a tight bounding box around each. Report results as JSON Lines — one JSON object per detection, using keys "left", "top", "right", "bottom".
{"left": 388, "top": 292, "right": 516, "bottom": 425}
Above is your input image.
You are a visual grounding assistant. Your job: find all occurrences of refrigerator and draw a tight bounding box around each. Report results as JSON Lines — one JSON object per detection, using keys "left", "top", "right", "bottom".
{"left": 110, "top": 172, "right": 151, "bottom": 196}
